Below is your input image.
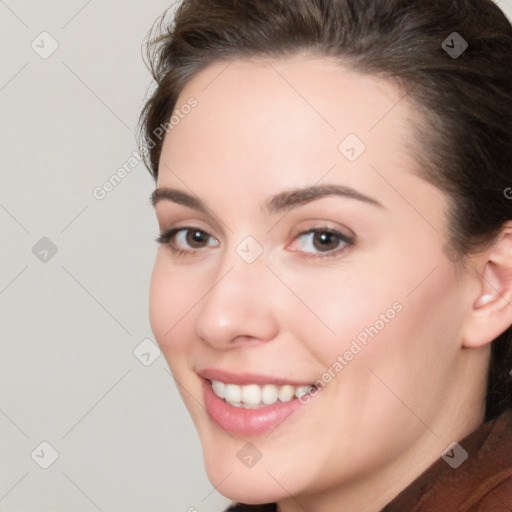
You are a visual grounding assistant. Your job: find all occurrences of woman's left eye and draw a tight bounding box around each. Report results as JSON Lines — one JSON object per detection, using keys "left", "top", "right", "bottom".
{"left": 288, "top": 229, "right": 354, "bottom": 257}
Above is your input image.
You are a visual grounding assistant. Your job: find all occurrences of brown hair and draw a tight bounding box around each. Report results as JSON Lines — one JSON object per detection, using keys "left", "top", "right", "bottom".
{"left": 138, "top": 0, "right": 512, "bottom": 421}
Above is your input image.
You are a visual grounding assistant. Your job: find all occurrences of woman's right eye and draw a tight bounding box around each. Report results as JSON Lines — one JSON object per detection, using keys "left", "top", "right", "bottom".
{"left": 156, "top": 227, "right": 219, "bottom": 255}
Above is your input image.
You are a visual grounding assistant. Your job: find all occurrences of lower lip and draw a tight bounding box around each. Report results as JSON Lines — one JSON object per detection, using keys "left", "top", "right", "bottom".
{"left": 202, "top": 379, "right": 309, "bottom": 436}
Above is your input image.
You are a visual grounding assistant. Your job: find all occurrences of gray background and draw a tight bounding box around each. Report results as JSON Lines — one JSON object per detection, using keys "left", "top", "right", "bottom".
{"left": 1, "top": 1, "right": 511, "bottom": 511}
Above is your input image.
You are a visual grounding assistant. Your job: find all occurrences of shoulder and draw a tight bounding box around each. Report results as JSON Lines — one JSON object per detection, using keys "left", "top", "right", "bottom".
{"left": 383, "top": 408, "right": 512, "bottom": 511}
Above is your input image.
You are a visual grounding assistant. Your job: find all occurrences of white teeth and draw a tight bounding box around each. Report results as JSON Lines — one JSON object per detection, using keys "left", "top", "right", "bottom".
{"left": 261, "top": 384, "right": 278, "bottom": 405}
{"left": 241, "top": 384, "right": 261, "bottom": 405}
{"left": 295, "top": 385, "right": 315, "bottom": 399}
{"left": 278, "top": 385, "right": 295, "bottom": 403}
{"left": 211, "top": 380, "right": 225, "bottom": 399}
{"left": 224, "top": 383, "right": 242, "bottom": 403}
{"left": 210, "top": 380, "right": 316, "bottom": 407}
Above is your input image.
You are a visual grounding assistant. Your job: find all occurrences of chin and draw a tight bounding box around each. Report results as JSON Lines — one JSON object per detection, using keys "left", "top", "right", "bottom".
{"left": 205, "top": 471, "right": 283, "bottom": 506}
{"left": 200, "top": 442, "right": 288, "bottom": 505}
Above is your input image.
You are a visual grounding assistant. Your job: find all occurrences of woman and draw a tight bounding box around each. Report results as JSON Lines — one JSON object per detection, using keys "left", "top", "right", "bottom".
{"left": 139, "top": 0, "right": 512, "bottom": 510}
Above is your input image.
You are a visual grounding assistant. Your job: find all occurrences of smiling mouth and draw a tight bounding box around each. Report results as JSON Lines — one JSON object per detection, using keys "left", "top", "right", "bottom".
{"left": 201, "top": 373, "right": 319, "bottom": 435}
{"left": 209, "top": 379, "right": 317, "bottom": 409}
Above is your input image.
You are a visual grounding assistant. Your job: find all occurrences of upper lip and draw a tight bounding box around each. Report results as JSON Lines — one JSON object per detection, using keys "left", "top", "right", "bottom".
{"left": 198, "top": 368, "right": 315, "bottom": 387}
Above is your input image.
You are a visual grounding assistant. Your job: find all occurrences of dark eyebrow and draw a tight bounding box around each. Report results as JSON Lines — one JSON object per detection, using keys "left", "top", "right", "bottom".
{"left": 266, "top": 184, "right": 383, "bottom": 213}
{"left": 151, "top": 188, "right": 207, "bottom": 212}
{"left": 150, "top": 184, "right": 383, "bottom": 213}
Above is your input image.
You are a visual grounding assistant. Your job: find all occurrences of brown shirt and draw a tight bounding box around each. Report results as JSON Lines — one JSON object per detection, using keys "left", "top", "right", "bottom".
{"left": 226, "top": 408, "right": 512, "bottom": 511}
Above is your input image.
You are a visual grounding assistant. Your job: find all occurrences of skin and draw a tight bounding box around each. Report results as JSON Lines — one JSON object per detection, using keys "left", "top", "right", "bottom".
{"left": 149, "top": 55, "right": 510, "bottom": 511}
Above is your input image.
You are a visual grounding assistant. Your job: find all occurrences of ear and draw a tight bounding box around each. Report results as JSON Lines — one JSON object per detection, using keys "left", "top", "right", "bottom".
{"left": 462, "top": 223, "right": 512, "bottom": 348}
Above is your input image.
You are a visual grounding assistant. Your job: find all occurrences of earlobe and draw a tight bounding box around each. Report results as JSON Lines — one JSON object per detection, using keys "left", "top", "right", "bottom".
{"left": 473, "top": 293, "right": 497, "bottom": 308}
{"left": 462, "top": 225, "right": 512, "bottom": 349}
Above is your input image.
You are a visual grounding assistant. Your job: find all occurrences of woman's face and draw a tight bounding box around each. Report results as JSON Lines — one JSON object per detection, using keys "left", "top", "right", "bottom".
{"left": 149, "top": 56, "right": 478, "bottom": 507}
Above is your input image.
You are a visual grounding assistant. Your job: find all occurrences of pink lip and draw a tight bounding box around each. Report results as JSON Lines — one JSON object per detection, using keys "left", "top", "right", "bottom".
{"left": 202, "top": 378, "right": 308, "bottom": 436}
{"left": 198, "top": 368, "right": 315, "bottom": 386}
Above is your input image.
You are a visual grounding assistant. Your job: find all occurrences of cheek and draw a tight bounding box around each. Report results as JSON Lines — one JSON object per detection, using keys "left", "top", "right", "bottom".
{"left": 149, "top": 257, "right": 172, "bottom": 344}
{"left": 339, "top": 260, "right": 463, "bottom": 418}
{"left": 280, "top": 250, "right": 462, "bottom": 406}
{"left": 149, "top": 255, "right": 194, "bottom": 358}
{"left": 274, "top": 261, "right": 398, "bottom": 368}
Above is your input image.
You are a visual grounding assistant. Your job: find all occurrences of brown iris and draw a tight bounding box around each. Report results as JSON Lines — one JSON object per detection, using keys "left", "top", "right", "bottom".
{"left": 186, "top": 230, "right": 210, "bottom": 248}
{"left": 312, "top": 231, "right": 341, "bottom": 252}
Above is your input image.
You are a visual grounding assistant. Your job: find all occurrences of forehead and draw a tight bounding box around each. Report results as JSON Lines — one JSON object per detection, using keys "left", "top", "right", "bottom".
{"left": 156, "top": 55, "right": 426, "bottom": 213}
{"left": 162, "top": 55, "right": 414, "bottom": 156}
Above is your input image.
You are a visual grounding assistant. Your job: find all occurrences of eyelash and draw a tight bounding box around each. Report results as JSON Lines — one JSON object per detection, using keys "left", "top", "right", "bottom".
{"left": 156, "top": 227, "right": 212, "bottom": 258}
{"left": 156, "top": 226, "right": 355, "bottom": 260}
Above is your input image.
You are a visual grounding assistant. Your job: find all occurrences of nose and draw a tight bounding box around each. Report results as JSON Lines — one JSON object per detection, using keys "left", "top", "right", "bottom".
{"left": 194, "top": 258, "right": 280, "bottom": 349}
